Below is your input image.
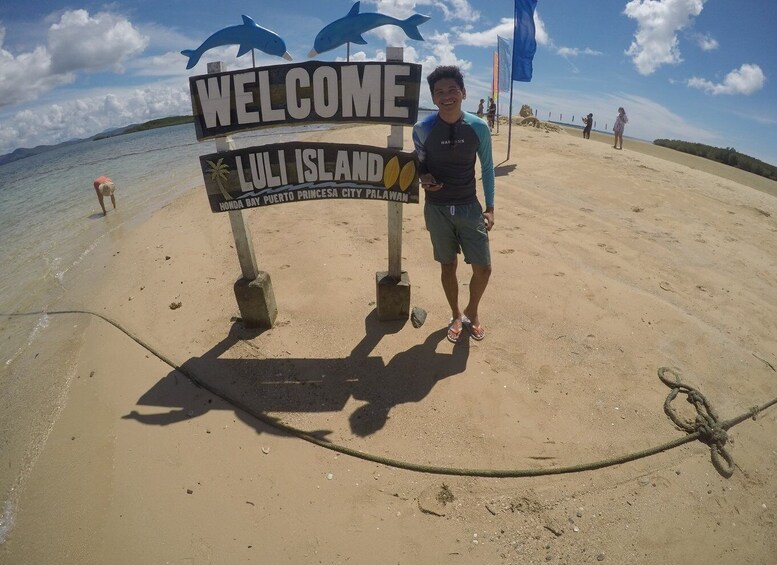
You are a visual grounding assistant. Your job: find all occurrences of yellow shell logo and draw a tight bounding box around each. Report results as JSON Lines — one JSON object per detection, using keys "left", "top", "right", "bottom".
{"left": 398, "top": 160, "right": 416, "bottom": 192}
{"left": 383, "top": 156, "right": 400, "bottom": 189}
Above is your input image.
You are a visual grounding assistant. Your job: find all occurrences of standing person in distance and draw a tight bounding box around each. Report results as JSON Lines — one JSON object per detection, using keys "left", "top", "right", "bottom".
{"left": 582, "top": 112, "right": 593, "bottom": 139}
{"left": 613, "top": 107, "right": 628, "bottom": 149}
{"left": 412, "top": 66, "right": 495, "bottom": 343}
{"left": 476, "top": 98, "right": 485, "bottom": 118}
{"left": 486, "top": 97, "right": 497, "bottom": 131}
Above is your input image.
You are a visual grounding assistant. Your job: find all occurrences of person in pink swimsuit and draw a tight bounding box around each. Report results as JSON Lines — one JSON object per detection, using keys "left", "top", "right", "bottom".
{"left": 93, "top": 175, "right": 117, "bottom": 215}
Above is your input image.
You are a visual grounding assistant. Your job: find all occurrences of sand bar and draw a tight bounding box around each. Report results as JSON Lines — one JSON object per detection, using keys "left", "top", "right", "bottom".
{"left": 2, "top": 122, "right": 776, "bottom": 564}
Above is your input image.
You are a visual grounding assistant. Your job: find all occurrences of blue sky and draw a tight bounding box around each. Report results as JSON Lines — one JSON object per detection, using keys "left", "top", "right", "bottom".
{"left": 1, "top": 1, "right": 775, "bottom": 165}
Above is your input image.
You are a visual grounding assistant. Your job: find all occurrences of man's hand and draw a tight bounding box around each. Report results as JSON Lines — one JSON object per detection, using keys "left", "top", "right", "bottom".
{"left": 419, "top": 173, "right": 443, "bottom": 192}
{"left": 483, "top": 208, "right": 494, "bottom": 231}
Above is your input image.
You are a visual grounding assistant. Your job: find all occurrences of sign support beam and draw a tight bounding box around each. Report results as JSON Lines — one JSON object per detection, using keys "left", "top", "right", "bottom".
{"left": 208, "top": 61, "right": 277, "bottom": 329}
{"left": 376, "top": 47, "right": 410, "bottom": 322}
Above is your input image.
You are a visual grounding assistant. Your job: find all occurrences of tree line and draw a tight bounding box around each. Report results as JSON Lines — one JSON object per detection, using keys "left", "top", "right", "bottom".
{"left": 653, "top": 139, "right": 777, "bottom": 182}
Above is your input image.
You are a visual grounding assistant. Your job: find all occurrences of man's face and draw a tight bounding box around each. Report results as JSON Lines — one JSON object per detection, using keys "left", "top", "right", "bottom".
{"left": 432, "top": 78, "right": 465, "bottom": 115}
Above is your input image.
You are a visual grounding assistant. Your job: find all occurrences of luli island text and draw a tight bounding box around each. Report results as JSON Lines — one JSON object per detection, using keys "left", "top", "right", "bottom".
{"left": 190, "top": 60, "right": 423, "bottom": 212}
{"left": 200, "top": 141, "right": 419, "bottom": 211}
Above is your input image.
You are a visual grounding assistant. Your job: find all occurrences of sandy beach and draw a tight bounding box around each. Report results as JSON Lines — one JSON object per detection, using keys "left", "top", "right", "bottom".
{"left": 2, "top": 120, "right": 776, "bottom": 564}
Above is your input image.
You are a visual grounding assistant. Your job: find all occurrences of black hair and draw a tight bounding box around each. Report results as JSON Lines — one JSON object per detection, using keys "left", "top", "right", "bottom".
{"left": 426, "top": 65, "right": 465, "bottom": 95}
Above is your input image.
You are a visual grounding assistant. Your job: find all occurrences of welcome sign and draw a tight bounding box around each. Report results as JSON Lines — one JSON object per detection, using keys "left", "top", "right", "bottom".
{"left": 190, "top": 61, "right": 422, "bottom": 140}
{"left": 200, "top": 141, "right": 419, "bottom": 212}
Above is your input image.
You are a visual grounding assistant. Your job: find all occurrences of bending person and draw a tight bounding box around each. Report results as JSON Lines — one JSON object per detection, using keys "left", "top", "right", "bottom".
{"left": 93, "top": 175, "right": 117, "bottom": 215}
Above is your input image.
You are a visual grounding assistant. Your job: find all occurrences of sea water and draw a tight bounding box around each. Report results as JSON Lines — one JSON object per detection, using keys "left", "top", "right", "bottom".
{"left": 0, "top": 121, "right": 335, "bottom": 543}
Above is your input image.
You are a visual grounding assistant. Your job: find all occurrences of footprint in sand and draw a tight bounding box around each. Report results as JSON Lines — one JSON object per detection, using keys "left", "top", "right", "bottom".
{"left": 597, "top": 243, "right": 618, "bottom": 254}
{"left": 499, "top": 249, "right": 515, "bottom": 254}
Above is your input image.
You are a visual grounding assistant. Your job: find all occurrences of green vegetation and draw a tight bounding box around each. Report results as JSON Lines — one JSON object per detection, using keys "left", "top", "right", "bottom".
{"left": 653, "top": 139, "right": 777, "bottom": 181}
{"left": 93, "top": 115, "right": 194, "bottom": 140}
{"left": 122, "top": 115, "right": 193, "bottom": 133}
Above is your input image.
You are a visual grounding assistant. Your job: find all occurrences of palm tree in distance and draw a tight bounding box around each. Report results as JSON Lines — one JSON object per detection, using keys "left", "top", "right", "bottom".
{"left": 206, "top": 158, "right": 232, "bottom": 201}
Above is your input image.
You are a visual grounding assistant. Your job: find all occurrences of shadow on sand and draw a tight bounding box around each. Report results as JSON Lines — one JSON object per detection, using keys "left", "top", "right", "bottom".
{"left": 123, "top": 310, "right": 470, "bottom": 438}
{"left": 494, "top": 162, "right": 517, "bottom": 177}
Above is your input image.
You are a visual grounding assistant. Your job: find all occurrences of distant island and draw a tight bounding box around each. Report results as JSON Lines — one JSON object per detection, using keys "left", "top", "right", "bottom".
{"left": 3, "top": 114, "right": 776, "bottom": 183}
{"left": 0, "top": 115, "right": 194, "bottom": 167}
{"left": 92, "top": 115, "right": 193, "bottom": 140}
{"left": 653, "top": 139, "right": 777, "bottom": 182}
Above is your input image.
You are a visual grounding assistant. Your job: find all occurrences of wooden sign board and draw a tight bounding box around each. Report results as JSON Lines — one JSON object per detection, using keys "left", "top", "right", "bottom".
{"left": 200, "top": 141, "right": 419, "bottom": 212}
{"left": 189, "top": 61, "right": 422, "bottom": 139}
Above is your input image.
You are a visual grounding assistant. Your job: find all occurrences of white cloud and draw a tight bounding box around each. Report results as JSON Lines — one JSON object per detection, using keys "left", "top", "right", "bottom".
{"left": 456, "top": 10, "right": 550, "bottom": 50}
{"left": 557, "top": 47, "right": 603, "bottom": 57}
{"left": 687, "top": 63, "right": 766, "bottom": 95}
{"left": 0, "top": 29, "right": 74, "bottom": 106}
{"left": 456, "top": 17, "right": 512, "bottom": 47}
{"left": 385, "top": 0, "right": 479, "bottom": 22}
{"left": 533, "top": 11, "right": 550, "bottom": 47}
{"left": 0, "top": 10, "right": 148, "bottom": 108}
{"left": 0, "top": 83, "right": 191, "bottom": 154}
{"left": 48, "top": 10, "right": 148, "bottom": 74}
{"left": 692, "top": 32, "right": 718, "bottom": 51}
{"left": 422, "top": 31, "right": 472, "bottom": 71}
{"left": 624, "top": 0, "right": 706, "bottom": 75}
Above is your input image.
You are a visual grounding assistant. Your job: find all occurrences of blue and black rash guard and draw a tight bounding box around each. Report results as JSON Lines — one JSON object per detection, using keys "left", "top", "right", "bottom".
{"left": 412, "top": 112, "right": 495, "bottom": 208}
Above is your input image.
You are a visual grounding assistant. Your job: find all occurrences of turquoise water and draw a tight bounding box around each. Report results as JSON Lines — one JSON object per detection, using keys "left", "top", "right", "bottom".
{"left": 0, "top": 121, "right": 333, "bottom": 543}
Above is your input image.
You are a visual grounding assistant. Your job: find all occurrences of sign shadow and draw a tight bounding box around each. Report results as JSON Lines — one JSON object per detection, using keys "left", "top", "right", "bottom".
{"left": 123, "top": 310, "right": 469, "bottom": 439}
{"left": 494, "top": 162, "right": 517, "bottom": 177}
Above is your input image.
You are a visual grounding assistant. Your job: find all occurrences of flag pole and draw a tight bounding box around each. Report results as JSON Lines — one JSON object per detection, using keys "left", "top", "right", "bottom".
{"left": 507, "top": 77, "right": 514, "bottom": 161}
{"left": 506, "top": 10, "right": 517, "bottom": 161}
{"left": 495, "top": 47, "right": 500, "bottom": 135}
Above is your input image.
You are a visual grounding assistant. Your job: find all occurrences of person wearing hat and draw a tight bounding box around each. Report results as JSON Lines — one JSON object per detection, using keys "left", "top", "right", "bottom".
{"left": 582, "top": 112, "right": 593, "bottom": 139}
{"left": 93, "top": 175, "right": 117, "bottom": 216}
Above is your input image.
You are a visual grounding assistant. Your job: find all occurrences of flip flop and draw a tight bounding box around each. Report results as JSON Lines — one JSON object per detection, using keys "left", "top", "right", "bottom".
{"left": 463, "top": 316, "right": 486, "bottom": 341}
{"left": 446, "top": 318, "right": 464, "bottom": 343}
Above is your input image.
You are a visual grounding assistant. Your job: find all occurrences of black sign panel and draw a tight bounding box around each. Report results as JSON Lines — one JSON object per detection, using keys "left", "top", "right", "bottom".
{"left": 189, "top": 61, "right": 422, "bottom": 140}
{"left": 200, "top": 141, "right": 419, "bottom": 212}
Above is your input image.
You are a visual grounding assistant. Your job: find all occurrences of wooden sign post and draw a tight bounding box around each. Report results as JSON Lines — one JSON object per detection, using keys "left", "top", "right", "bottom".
{"left": 192, "top": 57, "right": 421, "bottom": 327}
{"left": 375, "top": 47, "right": 411, "bottom": 321}
{"left": 207, "top": 61, "right": 277, "bottom": 329}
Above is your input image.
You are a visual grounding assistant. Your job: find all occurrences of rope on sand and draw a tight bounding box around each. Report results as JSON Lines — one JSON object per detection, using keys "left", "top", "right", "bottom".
{"left": 7, "top": 309, "right": 777, "bottom": 478}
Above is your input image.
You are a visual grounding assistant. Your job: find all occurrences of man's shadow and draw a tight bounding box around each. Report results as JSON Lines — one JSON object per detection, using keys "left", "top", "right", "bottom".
{"left": 123, "top": 311, "right": 469, "bottom": 438}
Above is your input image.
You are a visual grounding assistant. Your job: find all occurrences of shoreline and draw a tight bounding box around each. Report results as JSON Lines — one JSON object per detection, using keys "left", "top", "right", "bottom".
{"left": 2, "top": 123, "right": 776, "bottom": 563}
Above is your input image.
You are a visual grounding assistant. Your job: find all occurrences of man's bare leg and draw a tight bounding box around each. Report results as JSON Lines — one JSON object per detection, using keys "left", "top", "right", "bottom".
{"left": 97, "top": 193, "right": 107, "bottom": 215}
{"left": 463, "top": 263, "right": 492, "bottom": 327}
{"left": 441, "top": 261, "right": 463, "bottom": 333}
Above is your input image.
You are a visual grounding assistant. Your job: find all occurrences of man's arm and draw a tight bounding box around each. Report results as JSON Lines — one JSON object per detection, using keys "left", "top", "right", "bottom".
{"left": 471, "top": 119, "right": 495, "bottom": 229}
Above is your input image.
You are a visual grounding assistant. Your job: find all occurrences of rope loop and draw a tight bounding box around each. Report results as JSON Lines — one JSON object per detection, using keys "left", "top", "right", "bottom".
{"left": 658, "top": 367, "right": 735, "bottom": 477}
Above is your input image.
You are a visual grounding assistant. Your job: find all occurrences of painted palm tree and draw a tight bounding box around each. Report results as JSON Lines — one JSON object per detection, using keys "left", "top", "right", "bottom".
{"left": 206, "top": 158, "right": 233, "bottom": 201}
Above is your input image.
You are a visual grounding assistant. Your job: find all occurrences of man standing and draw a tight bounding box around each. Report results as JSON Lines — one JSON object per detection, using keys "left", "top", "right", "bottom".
{"left": 412, "top": 66, "right": 495, "bottom": 343}
{"left": 93, "top": 175, "right": 117, "bottom": 216}
{"left": 582, "top": 113, "right": 593, "bottom": 139}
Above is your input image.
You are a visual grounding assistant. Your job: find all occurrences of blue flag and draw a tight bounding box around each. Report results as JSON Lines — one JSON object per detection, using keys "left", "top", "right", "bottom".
{"left": 497, "top": 36, "right": 512, "bottom": 92}
{"left": 512, "top": 0, "right": 538, "bottom": 82}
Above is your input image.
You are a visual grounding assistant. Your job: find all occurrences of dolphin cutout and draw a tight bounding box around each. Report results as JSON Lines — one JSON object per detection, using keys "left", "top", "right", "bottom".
{"left": 309, "top": 1, "right": 430, "bottom": 57}
{"left": 181, "top": 15, "right": 292, "bottom": 70}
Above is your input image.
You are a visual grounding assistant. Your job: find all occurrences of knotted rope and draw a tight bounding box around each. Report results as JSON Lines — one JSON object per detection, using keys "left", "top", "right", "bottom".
{"left": 659, "top": 367, "right": 745, "bottom": 478}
